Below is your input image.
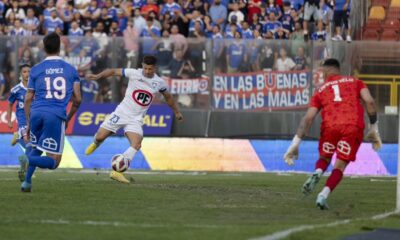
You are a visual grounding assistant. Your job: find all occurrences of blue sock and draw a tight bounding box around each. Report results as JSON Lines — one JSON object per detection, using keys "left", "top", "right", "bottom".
{"left": 30, "top": 148, "right": 43, "bottom": 157}
{"left": 25, "top": 144, "right": 33, "bottom": 156}
{"left": 25, "top": 156, "right": 57, "bottom": 184}
{"left": 18, "top": 139, "right": 26, "bottom": 148}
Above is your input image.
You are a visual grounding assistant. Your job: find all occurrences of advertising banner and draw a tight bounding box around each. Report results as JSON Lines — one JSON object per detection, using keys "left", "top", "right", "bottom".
{"left": 164, "top": 77, "right": 210, "bottom": 95}
{"left": 212, "top": 70, "right": 311, "bottom": 110}
{"left": 0, "top": 101, "right": 16, "bottom": 133}
{"left": 73, "top": 103, "right": 173, "bottom": 136}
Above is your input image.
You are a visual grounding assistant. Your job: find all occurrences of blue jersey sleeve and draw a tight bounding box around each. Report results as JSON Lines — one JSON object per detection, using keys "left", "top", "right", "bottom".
{"left": 27, "top": 72, "right": 35, "bottom": 90}
{"left": 7, "top": 91, "right": 16, "bottom": 103}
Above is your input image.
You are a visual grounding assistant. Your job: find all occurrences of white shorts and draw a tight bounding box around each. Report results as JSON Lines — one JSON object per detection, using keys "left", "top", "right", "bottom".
{"left": 100, "top": 111, "right": 143, "bottom": 136}
{"left": 304, "top": 2, "right": 323, "bottom": 21}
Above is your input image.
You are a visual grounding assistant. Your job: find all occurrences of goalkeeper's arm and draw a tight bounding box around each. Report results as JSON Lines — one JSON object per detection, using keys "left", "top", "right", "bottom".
{"left": 360, "top": 88, "right": 381, "bottom": 150}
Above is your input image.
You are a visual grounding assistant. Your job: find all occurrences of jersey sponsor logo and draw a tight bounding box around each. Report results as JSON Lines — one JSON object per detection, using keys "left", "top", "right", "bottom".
{"left": 322, "top": 142, "right": 335, "bottom": 154}
{"left": 337, "top": 140, "right": 351, "bottom": 155}
{"left": 132, "top": 90, "right": 153, "bottom": 106}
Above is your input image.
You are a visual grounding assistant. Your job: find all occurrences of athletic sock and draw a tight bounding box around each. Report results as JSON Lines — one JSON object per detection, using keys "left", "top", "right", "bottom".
{"left": 25, "top": 156, "right": 57, "bottom": 184}
{"left": 320, "top": 186, "right": 331, "bottom": 198}
{"left": 315, "top": 158, "right": 329, "bottom": 174}
{"left": 123, "top": 147, "right": 137, "bottom": 162}
{"left": 325, "top": 168, "right": 344, "bottom": 193}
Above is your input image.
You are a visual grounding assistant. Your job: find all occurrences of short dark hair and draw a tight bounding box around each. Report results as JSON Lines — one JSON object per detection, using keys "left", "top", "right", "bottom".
{"left": 19, "top": 64, "right": 31, "bottom": 71}
{"left": 43, "top": 32, "right": 60, "bottom": 54}
{"left": 322, "top": 58, "right": 340, "bottom": 69}
{"left": 142, "top": 55, "right": 157, "bottom": 65}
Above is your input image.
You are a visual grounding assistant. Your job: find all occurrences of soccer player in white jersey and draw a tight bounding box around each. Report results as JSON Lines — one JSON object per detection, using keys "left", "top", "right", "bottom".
{"left": 85, "top": 55, "right": 183, "bottom": 183}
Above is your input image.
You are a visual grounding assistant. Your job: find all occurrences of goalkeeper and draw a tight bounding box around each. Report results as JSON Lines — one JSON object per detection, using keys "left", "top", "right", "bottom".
{"left": 284, "top": 59, "right": 381, "bottom": 210}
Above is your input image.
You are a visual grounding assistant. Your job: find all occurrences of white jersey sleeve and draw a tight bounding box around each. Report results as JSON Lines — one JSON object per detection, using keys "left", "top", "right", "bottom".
{"left": 123, "top": 68, "right": 140, "bottom": 78}
{"left": 157, "top": 77, "right": 168, "bottom": 93}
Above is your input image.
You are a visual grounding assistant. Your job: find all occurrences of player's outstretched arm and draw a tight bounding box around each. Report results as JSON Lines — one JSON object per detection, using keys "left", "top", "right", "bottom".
{"left": 67, "top": 83, "right": 82, "bottom": 127}
{"left": 24, "top": 90, "right": 34, "bottom": 140}
{"left": 87, "top": 69, "right": 123, "bottom": 81}
{"left": 161, "top": 91, "right": 183, "bottom": 121}
{"left": 6, "top": 102, "right": 14, "bottom": 129}
{"left": 360, "top": 88, "right": 381, "bottom": 151}
{"left": 284, "top": 107, "right": 319, "bottom": 165}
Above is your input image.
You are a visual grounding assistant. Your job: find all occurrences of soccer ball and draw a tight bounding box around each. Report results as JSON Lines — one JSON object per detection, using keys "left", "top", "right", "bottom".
{"left": 111, "top": 154, "right": 130, "bottom": 172}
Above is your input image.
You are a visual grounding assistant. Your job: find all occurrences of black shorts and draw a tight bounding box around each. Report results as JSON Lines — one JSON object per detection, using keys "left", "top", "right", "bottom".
{"left": 334, "top": 10, "right": 349, "bottom": 29}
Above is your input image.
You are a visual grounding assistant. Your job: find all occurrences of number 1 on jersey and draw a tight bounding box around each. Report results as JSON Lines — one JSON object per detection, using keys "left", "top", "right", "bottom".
{"left": 45, "top": 77, "right": 66, "bottom": 100}
{"left": 332, "top": 84, "right": 342, "bottom": 102}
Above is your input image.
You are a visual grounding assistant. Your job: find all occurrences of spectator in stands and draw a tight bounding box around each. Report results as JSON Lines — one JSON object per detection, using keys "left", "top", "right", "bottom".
{"left": 169, "top": 48, "right": 185, "bottom": 78}
{"left": 189, "top": 10, "right": 203, "bottom": 34}
{"left": 247, "top": 0, "right": 263, "bottom": 24}
{"left": 228, "top": 2, "right": 245, "bottom": 24}
{"left": 43, "top": 0, "right": 56, "bottom": 19}
{"left": 87, "top": 0, "right": 101, "bottom": 19}
{"left": 275, "top": 48, "right": 295, "bottom": 71}
{"left": 169, "top": 8, "right": 189, "bottom": 37}
{"left": 24, "top": 8, "right": 40, "bottom": 35}
{"left": 105, "top": 0, "right": 118, "bottom": 22}
{"left": 294, "top": 46, "right": 309, "bottom": 70}
{"left": 332, "top": 0, "right": 351, "bottom": 42}
{"left": 9, "top": 19, "right": 27, "bottom": 36}
{"left": 211, "top": 25, "right": 224, "bottom": 73}
{"left": 141, "top": 0, "right": 159, "bottom": 15}
{"left": 124, "top": 18, "right": 140, "bottom": 68}
{"left": 160, "top": 0, "right": 182, "bottom": 21}
{"left": 226, "top": 32, "right": 247, "bottom": 73}
{"left": 290, "top": 21, "right": 306, "bottom": 56}
{"left": 6, "top": 0, "right": 26, "bottom": 20}
{"left": 100, "top": 7, "right": 113, "bottom": 34}
{"left": 281, "top": 2, "right": 295, "bottom": 33}
{"left": 19, "top": 47, "right": 34, "bottom": 66}
{"left": 133, "top": 0, "right": 147, "bottom": 9}
{"left": 242, "top": 21, "right": 254, "bottom": 39}
{"left": 311, "top": 20, "right": 327, "bottom": 41}
{"left": 133, "top": 8, "right": 146, "bottom": 33}
{"left": 250, "top": 13, "right": 263, "bottom": 33}
{"left": 44, "top": 9, "right": 64, "bottom": 34}
{"left": 93, "top": 22, "right": 109, "bottom": 51}
{"left": 61, "top": 2, "right": 77, "bottom": 34}
{"left": 266, "top": 0, "right": 282, "bottom": 20}
{"left": 303, "top": 0, "right": 323, "bottom": 37}
{"left": 109, "top": 21, "right": 123, "bottom": 36}
{"left": 203, "top": 15, "right": 215, "bottom": 38}
{"left": 170, "top": 24, "right": 188, "bottom": 58}
{"left": 149, "top": 11, "right": 162, "bottom": 29}
{"left": 188, "top": 20, "right": 205, "bottom": 76}
{"left": 81, "top": 76, "right": 100, "bottom": 103}
{"left": 153, "top": 29, "right": 173, "bottom": 75}
{"left": 192, "top": 0, "right": 206, "bottom": 16}
{"left": 263, "top": 12, "right": 282, "bottom": 35}
{"left": 225, "top": 15, "right": 241, "bottom": 37}
{"left": 209, "top": 0, "right": 228, "bottom": 30}
{"left": 275, "top": 27, "right": 289, "bottom": 39}
{"left": 140, "top": 16, "right": 160, "bottom": 56}
{"left": 0, "top": 0, "right": 5, "bottom": 25}
{"left": 180, "top": 0, "right": 194, "bottom": 14}
{"left": 177, "top": 59, "right": 196, "bottom": 78}
{"left": 249, "top": 36, "right": 263, "bottom": 71}
{"left": 69, "top": 20, "right": 84, "bottom": 37}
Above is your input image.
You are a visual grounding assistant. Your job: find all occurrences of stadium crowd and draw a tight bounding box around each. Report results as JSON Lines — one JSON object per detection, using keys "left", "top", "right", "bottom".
{"left": 0, "top": 0, "right": 352, "bottom": 105}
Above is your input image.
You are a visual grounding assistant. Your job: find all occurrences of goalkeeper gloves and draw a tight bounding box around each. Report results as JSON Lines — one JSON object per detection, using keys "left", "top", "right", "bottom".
{"left": 284, "top": 135, "right": 301, "bottom": 166}
{"left": 365, "top": 122, "right": 382, "bottom": 151}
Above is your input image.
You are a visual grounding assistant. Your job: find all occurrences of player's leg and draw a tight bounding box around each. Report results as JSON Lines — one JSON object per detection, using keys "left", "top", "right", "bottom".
{"left": 302, "top": 127, "right": 338, "bottom": 195}
{"left": 110, "top": 123, "right": 143, "bottom": 184}
{"left": 85, "top": 112, "right": 121, "bottom": 155}
{"left": 316, "top": 126, "right": 363, "bottom": 209}
{"left": 85, "top": 127, "right": 114, "bottom": 155}
{"left": 21, "top": 114, "right": 64, "bottom": 192}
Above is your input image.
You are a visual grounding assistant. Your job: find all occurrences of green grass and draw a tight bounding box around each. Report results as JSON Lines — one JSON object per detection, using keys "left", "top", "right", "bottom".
{"left": 0, "top": 169, "right": 398, "bottom": 240}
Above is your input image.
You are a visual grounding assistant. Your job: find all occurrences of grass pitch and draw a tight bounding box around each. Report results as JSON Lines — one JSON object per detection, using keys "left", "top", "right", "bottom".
{"left": 0, "top": 169, "right": 398, "bottom": 240}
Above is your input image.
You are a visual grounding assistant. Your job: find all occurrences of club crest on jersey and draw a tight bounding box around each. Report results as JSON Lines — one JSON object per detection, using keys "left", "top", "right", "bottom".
{"left": 132, "top": 89, "right": 153, "bottom": 106}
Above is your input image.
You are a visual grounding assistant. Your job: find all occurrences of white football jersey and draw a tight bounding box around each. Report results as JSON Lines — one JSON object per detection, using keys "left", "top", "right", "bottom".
{"left": 114, "top": 68, "right": 168, "bottom": 121}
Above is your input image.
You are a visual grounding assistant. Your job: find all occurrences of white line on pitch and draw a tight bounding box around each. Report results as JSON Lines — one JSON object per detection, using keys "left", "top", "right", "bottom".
{"left": 250, "top": 211, "right": 399, "bottom": 240}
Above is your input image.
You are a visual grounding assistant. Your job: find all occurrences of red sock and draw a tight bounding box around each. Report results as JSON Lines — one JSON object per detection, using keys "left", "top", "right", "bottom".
{"left": 315, "top": 158, "right": 329, "bottom": 172}
{"left": 326, "top": 169, "right": 343, "bottom": 192}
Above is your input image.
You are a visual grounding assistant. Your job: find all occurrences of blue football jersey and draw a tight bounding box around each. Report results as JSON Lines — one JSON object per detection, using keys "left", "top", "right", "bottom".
{"left": 28, "top": 56, "right": 80, "bottom": 120}
{"left": 8, "top": 82, "right": 27, "bottom": 127}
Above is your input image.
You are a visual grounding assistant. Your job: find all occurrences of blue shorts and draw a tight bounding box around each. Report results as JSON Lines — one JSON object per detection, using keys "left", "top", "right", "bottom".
{"left": 30, "top": 111, "right": 65, "bottom": 155}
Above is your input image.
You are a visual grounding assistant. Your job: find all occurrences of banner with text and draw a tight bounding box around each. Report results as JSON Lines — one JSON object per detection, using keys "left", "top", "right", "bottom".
{"left": 73, "top": 103, "right": 173, "bottom": 136}
{"left": 212, "top": 71, "right": 311, "bottom": 110}
{"left": 164, "top": 77, "right": 210, "bottom": 95}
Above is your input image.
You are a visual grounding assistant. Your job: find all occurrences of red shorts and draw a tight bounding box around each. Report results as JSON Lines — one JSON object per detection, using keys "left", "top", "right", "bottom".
{"left": 318, "top": 125, "right": 364, "bottom": 161}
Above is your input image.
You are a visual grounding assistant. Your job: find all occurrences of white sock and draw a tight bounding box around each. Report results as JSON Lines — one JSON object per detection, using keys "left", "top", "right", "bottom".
{"left": 123, "top": 147, "right": 137, "bottom": 162}
{"left": 319, "top": 186, "right": 331, "bottom": 198}
{"left": 315, "top": 168, "right": 323, "bottom": 176}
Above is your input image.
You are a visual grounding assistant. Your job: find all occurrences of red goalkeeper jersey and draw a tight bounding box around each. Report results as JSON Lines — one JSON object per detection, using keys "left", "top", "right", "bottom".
{"left": 310, "top": 75, "right": 367, "bottom": 130}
